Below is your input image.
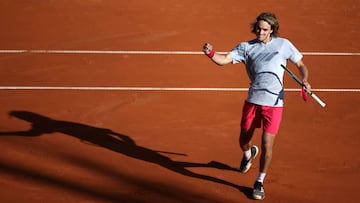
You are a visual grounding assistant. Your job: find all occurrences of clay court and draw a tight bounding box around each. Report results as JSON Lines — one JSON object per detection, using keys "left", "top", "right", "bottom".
{"left": 0, "top": 0, "right": 359, "bottom": 202}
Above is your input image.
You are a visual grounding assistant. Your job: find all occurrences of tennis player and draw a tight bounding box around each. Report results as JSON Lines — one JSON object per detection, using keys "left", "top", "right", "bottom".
{"left": 202, "top": 12, "right": 311, "bottom": 200}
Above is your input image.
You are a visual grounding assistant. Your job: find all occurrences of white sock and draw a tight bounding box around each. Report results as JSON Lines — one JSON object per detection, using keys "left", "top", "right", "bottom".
{"left": 256, "top": 172, "right": 266, "bottom": 183}
{"left": 244, "top": 149, "right": 251, "bottom": 160}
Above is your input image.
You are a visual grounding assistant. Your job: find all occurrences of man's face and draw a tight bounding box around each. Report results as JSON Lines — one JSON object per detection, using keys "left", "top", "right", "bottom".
{"left": 255, "top": 20, "right": 273, "bottom": 43}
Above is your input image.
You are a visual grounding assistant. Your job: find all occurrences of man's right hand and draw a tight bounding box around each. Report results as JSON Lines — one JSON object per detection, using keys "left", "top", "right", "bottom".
{"left": 202, "top": 43, "right": 213, "bottom": 54}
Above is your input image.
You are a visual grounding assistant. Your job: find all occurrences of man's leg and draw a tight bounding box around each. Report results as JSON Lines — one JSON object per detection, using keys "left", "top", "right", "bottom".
{"left": 239, "top": 101, "right": 261, "bottom": 173}
{"left": 239, "top": 128, "right": 259, "bottom": 173}
{"left": 253, "top": 131, "right": 276, "bottom": 200}
{"left": 239, "top": 128, "right": 255, "bottom": 151}
{"left": 260, "top": 131, "right": 276, "bottom": 173}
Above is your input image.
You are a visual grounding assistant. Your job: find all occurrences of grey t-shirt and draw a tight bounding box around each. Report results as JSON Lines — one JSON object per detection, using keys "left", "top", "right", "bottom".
{"left": 230, "top": 37, "right": 303, "bottom": 107}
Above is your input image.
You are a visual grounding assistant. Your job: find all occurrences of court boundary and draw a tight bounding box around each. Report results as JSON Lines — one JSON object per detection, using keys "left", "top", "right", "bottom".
{"left": 0, "top": 86, "right": 359, "bottom": 92}
{"left": 1, "top": 49, "right": 358, "bottom": 93}
{"left": 0, "top": 50, "right": 360, "bottom": 56}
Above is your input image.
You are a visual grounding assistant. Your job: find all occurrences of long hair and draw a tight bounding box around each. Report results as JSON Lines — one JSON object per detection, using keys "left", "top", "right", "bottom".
{"left": 251, "top": 12, "right": 279, "bottom": 37}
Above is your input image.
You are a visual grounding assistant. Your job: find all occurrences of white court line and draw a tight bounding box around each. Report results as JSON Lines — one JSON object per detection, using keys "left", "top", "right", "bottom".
{"left": 0, "top": 86, "right": 359, "bottom": 92}
{"left": 0, "top": 50, "right": 360, "bottom": 56}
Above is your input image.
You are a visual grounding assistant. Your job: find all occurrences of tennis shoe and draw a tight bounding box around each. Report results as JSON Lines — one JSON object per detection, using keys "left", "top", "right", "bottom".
{"left": 239, "top": 145, "right": 259, "bottom": 173}
{"left": 253, "top": 181, "right": 265, "bottom": 200}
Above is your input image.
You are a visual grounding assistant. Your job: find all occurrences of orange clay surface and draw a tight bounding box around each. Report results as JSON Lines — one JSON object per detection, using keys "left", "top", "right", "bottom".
{"left": 0, "top": 1, "right": 359, "bottom": 202}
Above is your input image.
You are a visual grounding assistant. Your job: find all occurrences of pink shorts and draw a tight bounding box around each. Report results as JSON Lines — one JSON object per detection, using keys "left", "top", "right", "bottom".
{"left": 241, "top": 101, "right": 283, "bottom": 135}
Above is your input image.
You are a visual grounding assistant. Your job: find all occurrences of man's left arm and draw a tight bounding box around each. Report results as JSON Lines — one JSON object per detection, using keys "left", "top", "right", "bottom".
{"left": 294, "top": 59, "right": 311, "bottom": 89}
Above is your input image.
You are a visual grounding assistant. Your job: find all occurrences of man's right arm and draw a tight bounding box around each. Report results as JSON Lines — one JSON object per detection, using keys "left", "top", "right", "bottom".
{"left": 202, "top": 43, "right": 233, "bottom": 66}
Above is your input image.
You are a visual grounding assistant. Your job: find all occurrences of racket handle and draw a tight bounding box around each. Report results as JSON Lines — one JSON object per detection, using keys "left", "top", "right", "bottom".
{"left": 310, "top": 93, "right": 326, "bottom": 107}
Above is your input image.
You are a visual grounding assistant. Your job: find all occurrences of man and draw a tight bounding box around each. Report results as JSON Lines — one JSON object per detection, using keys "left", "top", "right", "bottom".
{"left": 202, "top": 12, "right": 311, "bottom": 200}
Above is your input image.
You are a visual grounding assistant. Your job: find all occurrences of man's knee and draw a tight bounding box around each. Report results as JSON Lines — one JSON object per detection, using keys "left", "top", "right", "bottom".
{"left": 262, "top": 132, "right": 276, "bottom": 150}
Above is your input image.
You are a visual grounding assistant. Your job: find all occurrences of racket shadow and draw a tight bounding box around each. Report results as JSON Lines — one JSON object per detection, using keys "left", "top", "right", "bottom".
{"left": 0, "top": 110, "right": 253, "bottom": 199}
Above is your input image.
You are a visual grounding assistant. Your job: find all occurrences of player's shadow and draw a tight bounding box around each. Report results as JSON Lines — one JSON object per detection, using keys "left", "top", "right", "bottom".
{"left": 0, "top": 110, "right": 252, "bottom": 198}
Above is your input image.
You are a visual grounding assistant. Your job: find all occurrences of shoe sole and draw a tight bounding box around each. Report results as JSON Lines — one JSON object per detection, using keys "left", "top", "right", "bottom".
{"left": 253, "top": 194, "right": 265, "bottom": 200}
